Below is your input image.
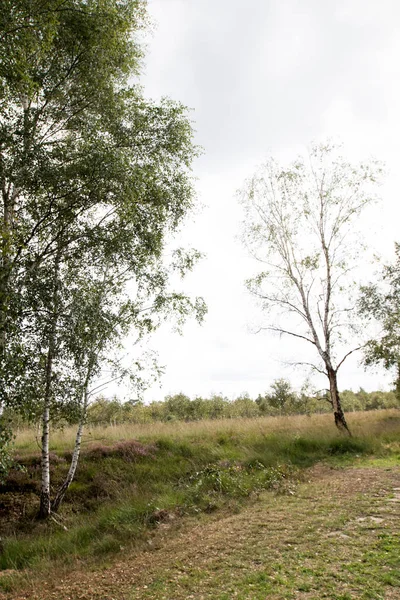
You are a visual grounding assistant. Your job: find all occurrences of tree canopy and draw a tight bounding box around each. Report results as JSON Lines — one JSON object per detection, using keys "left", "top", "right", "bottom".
{"left": 0, "top": 0, "right": 206, "bottom": 516}
{"left": 359, "top": 243, "right": 400, "bottom": 401}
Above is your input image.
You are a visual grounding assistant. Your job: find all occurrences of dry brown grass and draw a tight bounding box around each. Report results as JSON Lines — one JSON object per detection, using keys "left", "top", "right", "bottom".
{"left": 14, "top": 409, "right": 399, "bottom": 454}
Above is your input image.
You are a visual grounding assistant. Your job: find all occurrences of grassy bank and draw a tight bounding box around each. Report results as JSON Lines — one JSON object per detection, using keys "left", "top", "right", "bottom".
{"left": 0, "top": 410, "right": 399, "bottom": 583}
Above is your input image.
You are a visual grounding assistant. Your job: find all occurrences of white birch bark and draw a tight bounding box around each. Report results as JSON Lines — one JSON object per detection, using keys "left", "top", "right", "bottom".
{"left": 39, "top": 401, "right": 51, "bottom": 518}
{"left": 39, "top": 249, "right": 60, "bottom": 518}
{"left": 51, "top": 383, "right": 90, "bottom": 513}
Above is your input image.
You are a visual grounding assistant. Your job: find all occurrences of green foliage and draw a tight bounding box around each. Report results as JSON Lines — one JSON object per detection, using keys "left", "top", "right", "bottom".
{"left": 256, "top": 378, "right": 299, "bottom": 415}
{"left": 359, "top": 243, "right": 400, "bottom": 400}
{"left": 0, "top": 418, "right": 13, "bottom": 483}
{"left": 0, "top": 0, "right": 204, "bottom": 419}
{"left": 0, "top": 0, "right": 205, "bottom": 516}
{"left": 82, "top": 384, "right": 399, "bottom": 427}
{"left": 186, "top": 461, "right": 294, "bottom": 501}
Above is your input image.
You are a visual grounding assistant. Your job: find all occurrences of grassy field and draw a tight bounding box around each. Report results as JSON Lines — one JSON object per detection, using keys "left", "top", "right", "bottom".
{"left": 13, "top": 409, "right": 400, "bottom": 452}
{"left": 0, "top": 409, "right": 399, "bottom": 598}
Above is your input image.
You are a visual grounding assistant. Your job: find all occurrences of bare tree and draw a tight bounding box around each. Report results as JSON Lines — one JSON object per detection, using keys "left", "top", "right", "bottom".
{"left": 240, "top": 142, "right": 382, "bottom": 433}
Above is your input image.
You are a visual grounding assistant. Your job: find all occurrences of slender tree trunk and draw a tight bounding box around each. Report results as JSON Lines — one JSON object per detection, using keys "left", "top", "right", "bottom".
{"left": 38, "top": 251, "right": 60, "bottom": 519}
{"left": 52, "top": 269, "right": 108, "bottom": 513}
{"left": 0, "top": 192, "right": 13, "bottom": 357}
{"left": 39, "top": 395, "right": 51, "bottom": 519}
{"left": 51, "top": 382, "right": 90, "bottom": 513}
{"left": 327, "top": 367, "right": 351, "bottom": 435}
{"left": 51, "top": 416, "right": 83, "bottom": 513}
{"left": 39, "top": 322, "right": 58, "bottom": 519}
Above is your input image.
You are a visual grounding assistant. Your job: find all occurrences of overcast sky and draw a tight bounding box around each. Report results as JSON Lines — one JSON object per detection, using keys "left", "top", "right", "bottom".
{"left": 126, "top": 0, "right": 400, "bottom": 401}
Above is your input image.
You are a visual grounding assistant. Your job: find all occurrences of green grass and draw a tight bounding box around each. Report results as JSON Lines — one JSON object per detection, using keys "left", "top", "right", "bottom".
{"left": 127, "top": 460, "right": 399, "bottom": 600}
{"left": 0, "top": 409, "right": 399, "bottom": 582}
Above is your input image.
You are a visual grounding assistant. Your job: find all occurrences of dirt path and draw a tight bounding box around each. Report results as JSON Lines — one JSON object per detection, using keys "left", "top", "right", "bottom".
{"left": 2, "top": 462, "right": 399, "bottom": 600}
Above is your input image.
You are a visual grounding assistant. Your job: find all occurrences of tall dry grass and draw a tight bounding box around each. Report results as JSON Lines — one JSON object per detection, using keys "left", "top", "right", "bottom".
{"left": 14, "top": 409, "right": 399, "bottom": 454}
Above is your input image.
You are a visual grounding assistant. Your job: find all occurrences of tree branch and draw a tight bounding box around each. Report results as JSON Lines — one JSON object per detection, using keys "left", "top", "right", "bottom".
{"left": 256, "top": 326, "right": 316, "bottom": 346}
{"left": 286, "top": 361, "right": 327, "bottom": 376}
{"left": 336, "top": 344, "right": 366, "bottom": 371}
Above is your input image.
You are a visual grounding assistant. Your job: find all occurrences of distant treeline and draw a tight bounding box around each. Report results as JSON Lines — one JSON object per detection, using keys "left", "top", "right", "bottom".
{"left": 84, "top": 382, "right": 398, "bottom": 426}
{"left": 6, "top": 381, "right": 397, "bottom": 429}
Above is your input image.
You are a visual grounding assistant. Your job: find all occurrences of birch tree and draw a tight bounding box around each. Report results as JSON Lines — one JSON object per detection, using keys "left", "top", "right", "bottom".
{"left": 0, "top": 0, "right": 206, "bottom": 516}
{"left": 40, "top": 248, "right": 204, "bottom": 518}
{"left": 0, "top": 0, "right": 197, "bottom": 406}
{"left": 240, "top": 143, "right": 382, "bottom": 433}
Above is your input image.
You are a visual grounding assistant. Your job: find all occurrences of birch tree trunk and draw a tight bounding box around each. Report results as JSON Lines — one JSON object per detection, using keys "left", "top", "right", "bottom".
{"left": 51, "top": 270, "right": 107, "bottom": 514}
{"left": 39, "top": 330, "right": 56, "bottom": 518}
{"left": 39, "top": 395, "right": 51, "bottom": 519}
{"left": 38, "top": 251, "right": 60, "bottom": 519}
{"left": 51, "top": 372, "right": 91, "bottom": 513}
{"left": 327, "top": 367, "right": 350, "bottom": 434}
{"left": 0, "top": 188, "right": 17, "bottom": 357}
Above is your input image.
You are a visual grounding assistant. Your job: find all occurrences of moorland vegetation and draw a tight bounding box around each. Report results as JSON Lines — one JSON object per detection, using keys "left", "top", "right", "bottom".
{"left": 0, "top": 7, "right": 399, "bottom": 594}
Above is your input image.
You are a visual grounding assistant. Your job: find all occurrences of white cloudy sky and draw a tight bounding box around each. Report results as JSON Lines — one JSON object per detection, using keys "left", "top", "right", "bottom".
{"left": 126, "top": 0, "right": 400, "bottom": 401}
